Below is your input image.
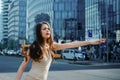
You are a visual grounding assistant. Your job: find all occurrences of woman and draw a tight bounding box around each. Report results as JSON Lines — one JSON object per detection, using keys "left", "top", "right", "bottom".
{"left": 16, "top": 21, "right": 106, "bottom": 80}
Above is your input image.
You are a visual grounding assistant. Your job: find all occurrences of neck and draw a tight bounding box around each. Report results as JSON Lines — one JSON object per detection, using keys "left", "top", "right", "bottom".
{"left": 43, "top": 40, "right": 47, "bottom": 45}
{"left": 43, "top": 43, "right": 49, "bottom": 49}
{"left": 42, "top": 40, "right": 48, "bottom": 47}
{"left": 43, "top": 39, "right": 49, "bottom": 48}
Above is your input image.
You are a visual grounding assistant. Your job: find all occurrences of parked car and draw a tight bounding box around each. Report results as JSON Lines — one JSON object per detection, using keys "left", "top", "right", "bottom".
{"left": 7, "top": 50, "right": 16, "bottom": 55}
{"left": 61, "top": 49, "right": 74, "bottom": 60}
{"left": 61, "top": 49, "right": 85, "bottom": 60}
{"left": 16, "top": 49, "right": 22, "bottom": 56}
{"left": 74, "top": 50, "right": 85, "bottom": 60}
{"left": 2, "top": 49, "right": 7, "bottom": 54}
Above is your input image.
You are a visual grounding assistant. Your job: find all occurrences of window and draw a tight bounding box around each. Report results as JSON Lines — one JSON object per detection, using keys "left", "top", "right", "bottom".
{"left": 59, "top": 3, "right": 64, "bottom": 11}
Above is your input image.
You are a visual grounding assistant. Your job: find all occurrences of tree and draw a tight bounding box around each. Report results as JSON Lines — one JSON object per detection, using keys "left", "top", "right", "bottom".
{"left": 8, "top": 39, "right": 14, "bottom": 50}
{"left": 0, "top": 42, "right": 2, "bottom": 51}
{"left": 35, "top": 13, "right": 50, "bottom": 24}
{"left": 0, "top": 42, "right": 7, "bottom": 50}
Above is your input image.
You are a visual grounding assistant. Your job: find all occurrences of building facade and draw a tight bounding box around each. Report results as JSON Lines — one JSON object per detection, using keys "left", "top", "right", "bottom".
{"left": 53, "top": 0, "right": 85, "bottom": 42}
{"left": 0, "top": 13, "right": 3, "bottom": 42}
{"left": 8, "top": 0, "right": 27, "bottom": 49}
{"left": 27, "top": 0, "right": 54, "bottom": 43}
{"left": 27, "top": 0, "right": 85, "bottom": 43}
{"left": 85, "top": 0, "right": 120, "bottom": 62}
{"left": 85, "top": 0, "right": 120, "bottom": 42}
{"left": 2, "top": 0, "right": 12, "bottom": 45}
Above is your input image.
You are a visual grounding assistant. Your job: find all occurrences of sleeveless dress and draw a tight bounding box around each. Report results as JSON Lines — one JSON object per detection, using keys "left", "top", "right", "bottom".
{"left": 25, "top": 51, "right": 52, "bottom": 80}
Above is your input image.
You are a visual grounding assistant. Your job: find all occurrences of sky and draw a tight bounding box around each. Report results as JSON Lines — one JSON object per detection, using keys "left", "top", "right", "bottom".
{"left": 0, "top": 0, "right": 2, "bottom": 13}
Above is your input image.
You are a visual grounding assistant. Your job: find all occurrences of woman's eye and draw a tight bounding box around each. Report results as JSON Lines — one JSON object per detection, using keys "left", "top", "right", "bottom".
{"left": 42, "top": 27, "right": 50, "bottom": 31}
{"left": 43, "top": 28, "right": 46, "bottom": 30}
{"left": 48, "top": 28, "right": 50, "bottom": 30}
{"left": 45, "top": 28, "right": 50, "bottom": 30}
{"left": 42, "top": 28, "right": 47, "bottom": 30}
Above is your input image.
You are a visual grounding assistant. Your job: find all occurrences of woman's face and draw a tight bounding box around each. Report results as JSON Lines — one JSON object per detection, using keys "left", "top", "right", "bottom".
{"left": 41, "top": 24, "right": 51, "bottom": 40}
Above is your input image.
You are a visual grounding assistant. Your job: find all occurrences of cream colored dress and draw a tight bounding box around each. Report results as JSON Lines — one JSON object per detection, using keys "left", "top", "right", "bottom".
{"left": 25, "top": 51, "right": 52, "bottom": 80}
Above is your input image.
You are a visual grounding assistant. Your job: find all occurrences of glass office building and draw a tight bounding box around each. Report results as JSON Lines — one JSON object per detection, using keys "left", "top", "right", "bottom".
{"left": 85, "top": 0, "right": 120, "bottom": 42}
{"left": 53, "top": 0, "right": 85, "bottom": 42}
{"left": 27, "top": 0, "right": 85, "bottom": 43}
{"left": 85, "top": 0, "right": 120, "bottom": 62}
{"left": 8, "top": 0, "right": 27, "bottom": 49}
{"left": 0, "top": 14, "right": 3, "bottom": 42}
{"left": 27, "top": 0, "right": 54, "bottom": 43}
{"left": 2, "top": 0, "right": 12, "bottom": 45}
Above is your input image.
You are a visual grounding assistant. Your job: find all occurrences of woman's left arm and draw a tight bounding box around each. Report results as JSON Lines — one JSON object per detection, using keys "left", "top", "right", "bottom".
{"left": 52, "top": 38, "right": 106, "bottom": 50}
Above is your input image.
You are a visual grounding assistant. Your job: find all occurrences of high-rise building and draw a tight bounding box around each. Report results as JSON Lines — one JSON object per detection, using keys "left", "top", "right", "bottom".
{"left": 2, "top": 0, "right": 12, "bottom": 45}
{"left": 27, "top": 0, "right": 54, "bottom": 43}
{"left": 53, "top": 0, "right": 85, "bottom": 41}
{"left": 27, "top": 0, "right": 85, "bottom": 43}
{"left": 85, "top": 0, "right": 120, "bottom": 62}
{"left": 0, "top": 13, "right": 3, "bottom": 42}
{"left": 85, "top": 0, "right": 120, "bottom": 42}
{"left": 8, "top": 0, "right": 27, "bottom": 49}
{"left": 0, "top": 1, "right": 3, "bottom": 42}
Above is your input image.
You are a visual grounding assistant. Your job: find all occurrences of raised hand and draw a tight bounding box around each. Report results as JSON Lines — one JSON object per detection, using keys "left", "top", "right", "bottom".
{"left": 90, "top": 38, "right": 106, "bottom": 45}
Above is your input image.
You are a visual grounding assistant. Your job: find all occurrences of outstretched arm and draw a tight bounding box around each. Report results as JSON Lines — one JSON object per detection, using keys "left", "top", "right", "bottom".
{"left": 53, "top": 38, "right": 106, "bottom": 50}
{"left": 16, "top": 50, "right": 30, "bottom": 80}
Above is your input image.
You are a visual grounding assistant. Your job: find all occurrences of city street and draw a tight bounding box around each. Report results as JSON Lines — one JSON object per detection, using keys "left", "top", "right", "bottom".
{"left": 0, "top": 56, "right": 120, "bottom": 80}
{"left": 0, "top": 0, "right": 120, "bottom": 80}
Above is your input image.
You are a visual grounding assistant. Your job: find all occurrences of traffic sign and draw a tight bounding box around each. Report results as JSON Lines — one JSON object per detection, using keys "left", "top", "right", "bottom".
{"left": 88, "top": 30, "right": 92, "bottom": 37}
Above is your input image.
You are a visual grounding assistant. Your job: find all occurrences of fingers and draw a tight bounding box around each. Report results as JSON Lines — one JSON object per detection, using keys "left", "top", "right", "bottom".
{"left": 100, "top": 38, "right": 106, "bottom": 43}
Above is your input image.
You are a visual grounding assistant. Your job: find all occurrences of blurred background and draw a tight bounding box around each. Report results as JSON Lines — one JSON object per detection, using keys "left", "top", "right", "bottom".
{"left": 0, "top": 0, "right": 120, "bottom": 62}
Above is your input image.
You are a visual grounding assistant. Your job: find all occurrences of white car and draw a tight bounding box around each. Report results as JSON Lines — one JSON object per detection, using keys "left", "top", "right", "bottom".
{"left": 61, "top": 49, "right": 74, "bottom": 59}
{"left": 7, "top": 50, "right": 16, "bottom": 55}
{"left": 74, "top": 50, "right": 85, "bottom": 60}
{"left": 61, "top": 49, "right": 85, "bottom": 60}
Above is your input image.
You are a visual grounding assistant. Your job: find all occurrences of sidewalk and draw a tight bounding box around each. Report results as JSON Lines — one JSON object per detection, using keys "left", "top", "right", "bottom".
{"left": 69, "top": 61, "right": 120, "bottom": 66}
{"left": 55, "top": 59, "right": 120, "bottom": 66}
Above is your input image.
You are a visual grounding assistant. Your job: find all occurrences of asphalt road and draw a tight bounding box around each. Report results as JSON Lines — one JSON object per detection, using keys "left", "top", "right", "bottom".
{"left": 0, "top": 55, "right": 120, "bottom": 73}
{"left": 0, "top": 56, "right": 120, "bottom": 80}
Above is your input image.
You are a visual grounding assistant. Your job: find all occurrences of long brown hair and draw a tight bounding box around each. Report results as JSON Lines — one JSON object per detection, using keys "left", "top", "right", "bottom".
{"left": 29, "top": 21, "right": 54, "bottom": 62}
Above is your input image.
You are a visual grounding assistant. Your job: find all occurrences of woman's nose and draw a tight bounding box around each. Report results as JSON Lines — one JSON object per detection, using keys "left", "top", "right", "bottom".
{"left": 46, "top": 29, "right": 49, "bottom": 32}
